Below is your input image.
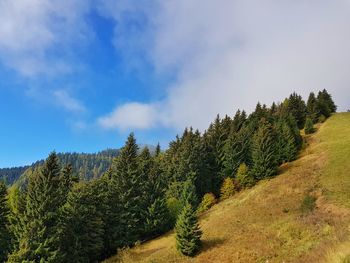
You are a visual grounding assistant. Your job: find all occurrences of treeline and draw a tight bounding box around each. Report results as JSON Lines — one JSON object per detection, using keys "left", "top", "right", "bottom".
{"left": 0, "top": 89, "right": 336, "bottom": 262}
{"left": 0, "top": 149, "right": 120, "bottom": 185}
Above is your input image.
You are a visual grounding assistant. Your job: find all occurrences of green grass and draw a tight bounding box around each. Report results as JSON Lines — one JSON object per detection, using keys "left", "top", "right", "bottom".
{"left": 318, "top": 113, "right": 350, "bottom": 208}
{"left": 105, "top": 113, "right": 350, "bottom": 263}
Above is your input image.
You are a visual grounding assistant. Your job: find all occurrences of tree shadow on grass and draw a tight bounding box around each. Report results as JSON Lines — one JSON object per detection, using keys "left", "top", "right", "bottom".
{"left": 201, "top": 238, "right": 226, "bottom": 253}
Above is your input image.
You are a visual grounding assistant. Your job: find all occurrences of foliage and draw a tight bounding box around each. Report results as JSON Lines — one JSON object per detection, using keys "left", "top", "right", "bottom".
{"left": 197, "top": 193, "right": 217, "bottom": 213}
{"left": 166, "top": 197, "right": 182, "bottom": 226}
{"left": 8, "top": 153, "right": 69, "bottom": 262}
{"left": 236, "top": 163, "right": 255, "bottom": 188}
{"left": 304, "top": 118, "right": 315, "bottom": 135}
{"left": 220, "top": 177, "right": 236, "bottom": 200}
{"left": 175, "top": 203, "right": 202, "bottom": 257}
{"left": 3, "top": 89, "right": 336, "bottom": 262}
{"left": 60, "top": 182, "right": 104, "bottom": 262}
{"left": 318, "top": 114, "right": 327, "bottom": 123}
{"left": 251, "top": 120, "right": 278, "bottom": 180}
{"left": 0, "top": 181, "right": 11, "bottom": 262}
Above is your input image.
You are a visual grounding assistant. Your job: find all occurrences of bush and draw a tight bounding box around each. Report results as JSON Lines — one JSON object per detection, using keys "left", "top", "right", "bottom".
{"left": 318, "top": 114, "right": 326, "bottom": 123}
{"left": 197, "top": 193, "right": 217, "bottom": 213}
{"left": 236, "top": 163, "right": 255, "bottom": 188}
{"left": 220, "top": 177, "right": 235, "bottom": 200}
{"left": 304, "top": 117, "right": 315, "bottom": 135}
{"left": 300, "top": 195, "right": 316, "bottom": 214}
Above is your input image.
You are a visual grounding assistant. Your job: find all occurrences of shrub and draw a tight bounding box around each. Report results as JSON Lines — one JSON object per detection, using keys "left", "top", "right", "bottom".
{"left": 300, "top": 195, "right": 316, "bottom": 214}
{"left": 236, "top": 163, "right": 255, "bottom": 188}
{"left": 220, "top": 177, "right": 235, "bottom": 200}
{"left": 197, "top": 193, "right": 217, "bottom": 213}
{"left": 318, "top": 114, "right": 326, "bottom": 123}
{"left": 304, "top": 117, "right": 315, "bottom": 135}
{"left": 175, "top": 203, "right": 202, "bottom": 257}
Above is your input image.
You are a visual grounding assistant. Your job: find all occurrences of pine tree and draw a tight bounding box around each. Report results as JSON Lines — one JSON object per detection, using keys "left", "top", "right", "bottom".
{"left": 0, "top": 181, "right": 11, "bottom": 262}
{"left": 8, "top": 153, "right": 66, "bottom": 262}
{"left": 175, "top": 203, "right": 202, "bottom": 257}
{"left": 251, "top": 120, "right": 278, "bottom": 180}
{"left": 110, "top": 133, "right": 143, "bottom": 246}
{"left": 304, "top": 117, "right": 315, "bottom": 135}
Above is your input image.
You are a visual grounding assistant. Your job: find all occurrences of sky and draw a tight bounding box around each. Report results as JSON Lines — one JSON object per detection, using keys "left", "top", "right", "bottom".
{"left": 0, "top": 0, "right": 350, "bottom": 168}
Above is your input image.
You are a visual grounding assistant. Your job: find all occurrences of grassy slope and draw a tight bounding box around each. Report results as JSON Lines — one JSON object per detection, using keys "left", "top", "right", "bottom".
{"left": 105, "top": 113, "right": 350, "bottom": 263}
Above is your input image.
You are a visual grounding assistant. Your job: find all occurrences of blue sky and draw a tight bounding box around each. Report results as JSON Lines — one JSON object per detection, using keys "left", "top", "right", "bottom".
{"left": 1, "top": 0, "right": 350, "bottom": 167}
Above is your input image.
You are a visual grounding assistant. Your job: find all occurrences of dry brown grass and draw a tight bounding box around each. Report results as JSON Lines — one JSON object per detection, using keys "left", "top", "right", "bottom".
{"left": 104, "top": 113, "right": 350, "bottom": 263}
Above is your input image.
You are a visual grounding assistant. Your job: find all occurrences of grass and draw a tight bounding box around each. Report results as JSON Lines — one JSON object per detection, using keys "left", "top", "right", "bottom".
{"left": 105, "top": 113, "right": 350, "bottom": 263}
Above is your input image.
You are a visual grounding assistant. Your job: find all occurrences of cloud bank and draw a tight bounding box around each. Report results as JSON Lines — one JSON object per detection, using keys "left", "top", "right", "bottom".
{"left": 99, "top": 0, "right": 350, "bottom": 131}
{"left": 0, "top": 0, "right": 91, "bottom": 77}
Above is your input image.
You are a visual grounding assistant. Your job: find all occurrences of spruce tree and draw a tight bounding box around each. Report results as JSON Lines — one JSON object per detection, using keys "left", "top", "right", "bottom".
{"left": 139, "top": 147, "right": 170, "bottom": 239}
{"left": 286, "top": 92, "right": 307, "bottom": 129}
{"left": 275, "top": 120, "right": 298, "bottom": 164}
{"left": 8, "top": 153, "right": 66, "bottom": 262}
{"left": 304, "top": 117, "right": 315, "bottom": 135}
{"left": 110, "top": 133, "right": 143, "bottom": 246}
{"left": 60, "top": 182, "right": 104, "bottom": 262}
{"left": 251, "top": 120, "right": 278, "bottom": 180}
{"left": 306, "top": 92, "right": 319, "bottom": 123}
{"left": 175, "top": 203, "right": 202, "bottom": 257}
{"left": 222, "top": 125, "right": 252, "bottom": 179}
{"left": 0, "top": 181, "right": 11, "bottom": 262}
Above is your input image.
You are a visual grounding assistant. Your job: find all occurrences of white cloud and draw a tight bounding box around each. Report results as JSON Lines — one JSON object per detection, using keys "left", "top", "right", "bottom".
{"left": 0, "top": 0, "right": 91, "bottom": 77}
{"left": 53, "top": 89, "right": 86, "bottom": 113}
{"left": 98, "top": 0, "right": 350, "bottom": 131}
{"left": 98, "top": 102, "right": 159, "bottom": 130}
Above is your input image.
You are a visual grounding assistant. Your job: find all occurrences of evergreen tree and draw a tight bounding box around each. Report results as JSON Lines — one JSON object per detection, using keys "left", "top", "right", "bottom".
{"left": 306, "top": 92, "right": 319, "bottom": 123}
{"left": 0, "top": 181, "right": 11, "bottom": 262}
{"left": 175, "top": 203, "right": 202, "bottom": 257}
{"left": 155, "top": 143, "right": 161, "bottom": 157}
{"left": 316, "top": 89, "right": 337, "bottom": 118}
{"left": 139, "top": 147, "right": 170, "bottom": 239}
{"left": 286, "top": 92, "right": 307, "bottom": 129}
{"left": 304, "top": 117, "right": 315, "bottom": 135}
{"left": 320, "top": 89, "right": 337, "bottom": 113}
{"left": 180, "top": 179, "right": 199, "bottom": 209}
{"left": 275, "top": 120, "right": 298, "bottom": 164}
{"left": 222, "top": 125, "right": 252, "bottom": 179}
{"left": 8, "top": 153, "right": 66, "bottom": 262}
{"left": 251, "top": 120, "right": 278, "bottom": 180}
{"left": 60, "top": 182, "right": 104, "bottom": 262}
{"left": 110, "top": 133, "right": 143, "bottom": 246}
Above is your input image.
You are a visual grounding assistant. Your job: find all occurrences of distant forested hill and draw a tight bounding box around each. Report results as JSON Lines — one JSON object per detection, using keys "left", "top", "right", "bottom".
{"left": 0, "top": 149, "right": 120, "bottom": 185}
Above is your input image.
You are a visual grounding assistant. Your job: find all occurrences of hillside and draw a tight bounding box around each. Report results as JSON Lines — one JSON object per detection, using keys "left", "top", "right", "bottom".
{"left": 105, "top": 113, "right": 350, "bottom": 263}
{"left": 0, "top": 149, "right": 119, "bottom": 184}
